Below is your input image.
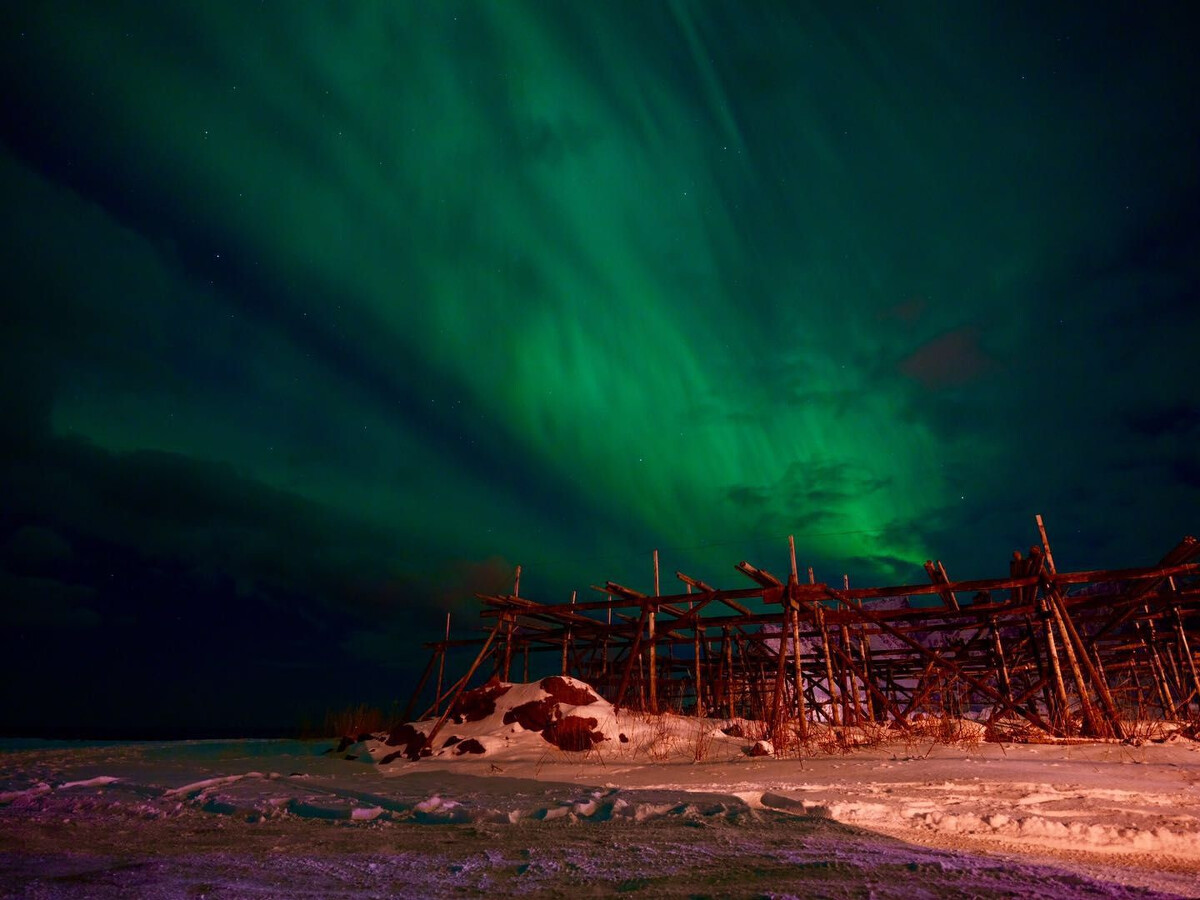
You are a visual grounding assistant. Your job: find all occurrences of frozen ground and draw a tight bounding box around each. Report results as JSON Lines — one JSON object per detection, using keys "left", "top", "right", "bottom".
{"left": 3, "top": 683, "right": 1199, "bottom": 898}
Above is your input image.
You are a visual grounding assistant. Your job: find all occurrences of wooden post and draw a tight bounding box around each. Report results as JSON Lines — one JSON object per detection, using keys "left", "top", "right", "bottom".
{"left": 771, "top": 598, "right": 791, "bottom": 740}
{"left": 1036, "top": 519, "right": 1121, "bottom": 738}
{"left": 417, "top": 671, "right": 468, "bottom": 723}
{"left": 402, "top": 651, "right": 438, "bottom": 724}
{"left": 562, "top": 590, "right": 575, "bottom": 676}
{"left": 990, "top": 617, "right": 1012, "bottom": 702}
{"left": 1054, "top": 590, "right": 1123, "bottom": 738}
{"left": 817, "top": 604, "right": 840, "bottom": 726}
{"left": 791, "top": 596, "right": 808, "bottom": 734}
{"left": 858, "top": 628, "right": 878, "bottom": 722}
{"left": 724, "top": 628, "right": 735, "bottom": 719}
{"left": 842, "top": 624, "right": 862, "bottom": 725}
{"left": 689, "top": 584, "right": 703, "bottom": 714}
{"left": 808, "top": 564, "right": 840, "bottom": 725}
{"left": 613, "top": 602, "right": 649, "bottom": 713}
{"left": 1034, "top": 515, "right": 1056, "bottom": 572}
{"left": 1025, "top": 612, "right": 1057, "bottom": 722}
{"left": 647, "top": 603, "right": 658, "bottom": 714}
{"left": 502, "top": 617, "right": 514, "bottom": 681}
{"left": 649, "top": 550, "right": 659, "bottom": 714}
{"left": 603, "top": 606, "right": 611, "bottom": 680}
{"left": 1140, "top": 618, "right": 1175, "bottom": 715}
{"left": 829, "top": 586, "right": 1055, "bottom": 734}
{"left": 435, "top": 612, "right": 450, "bottom": 714}
{"left": 502, "top": 564, "right": 520, "bottom": 682}
{"left": 424, "top": 617, "right": 506, "bottom": 750}
{"left": 1038, "top": 594, "right": 1071, "bottom": 730}
{"left": 787, "top": 536, "right": 809, "bottom": 736}
{"left": 1172, "top": 598, "right": 1200, "bottom": 713}
{"left": 1045, "top": 590, "right": 1104, "bottom": 736}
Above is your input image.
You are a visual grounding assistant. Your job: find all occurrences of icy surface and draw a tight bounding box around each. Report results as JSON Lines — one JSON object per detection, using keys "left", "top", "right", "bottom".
{"left": 3, "top": 696, "right": 1200, "bottom": 897}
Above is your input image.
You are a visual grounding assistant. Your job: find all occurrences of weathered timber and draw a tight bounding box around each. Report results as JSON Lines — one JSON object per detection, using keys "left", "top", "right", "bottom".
{"left": 409, "top": 523, "right": 1199, "bottom": 738}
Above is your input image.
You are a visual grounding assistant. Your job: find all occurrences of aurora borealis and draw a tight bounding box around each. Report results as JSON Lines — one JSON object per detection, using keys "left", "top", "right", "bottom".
{"left": 2, "top": 3, "right": 1197, "bottom": 735}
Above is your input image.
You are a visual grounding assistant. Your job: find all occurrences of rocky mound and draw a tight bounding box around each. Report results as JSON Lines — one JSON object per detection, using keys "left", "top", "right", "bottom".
{"left": 365, "top": 675, "right": 618, "bottom": 762}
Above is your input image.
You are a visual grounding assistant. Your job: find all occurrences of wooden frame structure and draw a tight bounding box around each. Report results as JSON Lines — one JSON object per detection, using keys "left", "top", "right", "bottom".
{"left": 407, "top": 518, "right": 1200, "bottom": 743}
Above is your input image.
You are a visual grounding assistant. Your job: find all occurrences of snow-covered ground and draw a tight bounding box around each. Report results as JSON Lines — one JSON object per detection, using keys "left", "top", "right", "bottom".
{"left": 3, "top": 679, "right": 1199, "bottom": 898}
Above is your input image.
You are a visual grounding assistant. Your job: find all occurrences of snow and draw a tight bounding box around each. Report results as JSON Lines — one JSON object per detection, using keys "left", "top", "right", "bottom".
{"left": 3, "top": 681, "right": 1200, "bottom": 897}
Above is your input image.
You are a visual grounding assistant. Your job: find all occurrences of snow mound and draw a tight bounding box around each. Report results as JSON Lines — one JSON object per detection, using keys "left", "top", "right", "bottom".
{"left": 358, "top": 676, "right": 745, "bottom": 765}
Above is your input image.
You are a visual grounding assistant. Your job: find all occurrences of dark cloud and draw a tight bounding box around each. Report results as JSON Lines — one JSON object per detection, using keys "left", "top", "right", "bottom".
{"left": 0, "top": 572, "right": 99, "bottom": 629}
{"left": 1125, "top": 405, "right": 1200, "bottom": 440}
{"left": 898, "top": 326, "right": 993, "bottom": 390}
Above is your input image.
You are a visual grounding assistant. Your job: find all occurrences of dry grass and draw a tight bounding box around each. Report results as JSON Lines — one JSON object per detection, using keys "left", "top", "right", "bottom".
{"left": 689, "top": 719, "right": 718, "bottom": 763}
{"left": 908, "top": 714, "right": 985, "bottom": 748}
{"left": 321, "top": 703, "right": 397, "bottom": 739}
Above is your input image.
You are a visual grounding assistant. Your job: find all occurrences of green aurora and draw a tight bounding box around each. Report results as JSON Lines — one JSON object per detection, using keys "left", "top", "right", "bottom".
{"left": 2, "top": 3, "right": 1197, "bottom": 732}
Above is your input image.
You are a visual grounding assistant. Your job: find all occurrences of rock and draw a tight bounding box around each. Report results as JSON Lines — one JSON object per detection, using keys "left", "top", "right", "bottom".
{"left": 455, "top": 739, "right": 486, "bottom": 755}
{"left": 540, "top": 676, "right": 600, "bottom": 706}
{"left": 748, "top": 740, "right": 774, "bottom": 757}
{"left": 721, "top": 723, "right": 745, "bottom": 738}
{"left": 543, "top": 716, "right": 605, "bottom": 752}
{"left": 384, "top": 723, "right": 429, "bottom": 761}
{"left": 449, "top": 678, "right": 512, "bottom": 723}
{"left": 503, "top": 697, "right": 559, "bottom": 731}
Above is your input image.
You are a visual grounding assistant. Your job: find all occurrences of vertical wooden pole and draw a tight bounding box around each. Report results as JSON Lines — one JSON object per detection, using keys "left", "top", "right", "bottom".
{"left": 502, "top": 620, "right": 514, "bottom": 681}
{"left": 1172, "top": 598, "right": 1200, "bottom": 713}
{"left": 724, "top": 627, "right": 735, "bottom": 719}
{"left": 647, "top": 603, "right": 657, "bottom": 713}
{"left": 562, "top": 590, "right": 575, "bottom": 676}
{"left": 612, "top": 602, "right": 647, "bottom": 713}
{"left": 649, "top": 550, "right": 659, "bottom": 714}
{"left": 1046, "top": 591, "right": 1103, "bottom": 736}
{"left": 435, "top": 612, "right": 450, "bottom": 714}
{"left": 788, "top": 536, "right": 809, "bottom": 735}
{"left": 818, "top": 605, "right": 840, "bottom": 726}
{"left": 1025, "top": 613, "right": 1057, "bottom": 723}
{"left": 1091, "top": 647, "right": 1118, "bottom": 721}
{"left": 689, "top": 584, "right": 703, "bottom": 714}
{"left": 1131, "top": 662, "right": 1147, "bottom": 720}
{"left": 807, "top": 565, "right": 838, "bottom": 725}
{"left": 1034, "top": 522, "right": 1068, "bottom": 729}
{"left": 602, "top": 606, "right": 611, "bottom": 682}
{"left": 1036, "top": 519, "right": 1120, "bottom": 738}
{"left": 503, "top": 565, "right": 520, "bottom": 681}
{"left": 990, "top": 617, "right": 1011, "bottom": 702}
{"left": 842, "top": 624, "right": 861, "bottom": 725}
{"left": 771, "top": 598, "right": 791, "bottom": 740}
{"left": 791, "top": 595, "right": 808, "bottom": 735}
{"left": 1140, "top": 617, "right": 1175, "bottom": 715}
{"left": 1037, "top": 594, "right": 1071, "bottom": 730}
{"left": 858, "top": 629, "right": 878, "bottom": 722}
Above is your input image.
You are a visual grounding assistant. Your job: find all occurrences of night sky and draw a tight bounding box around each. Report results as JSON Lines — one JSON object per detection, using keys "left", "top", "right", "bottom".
{"left": 2, "top": 3, "right": 1197, "bottom": 736}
